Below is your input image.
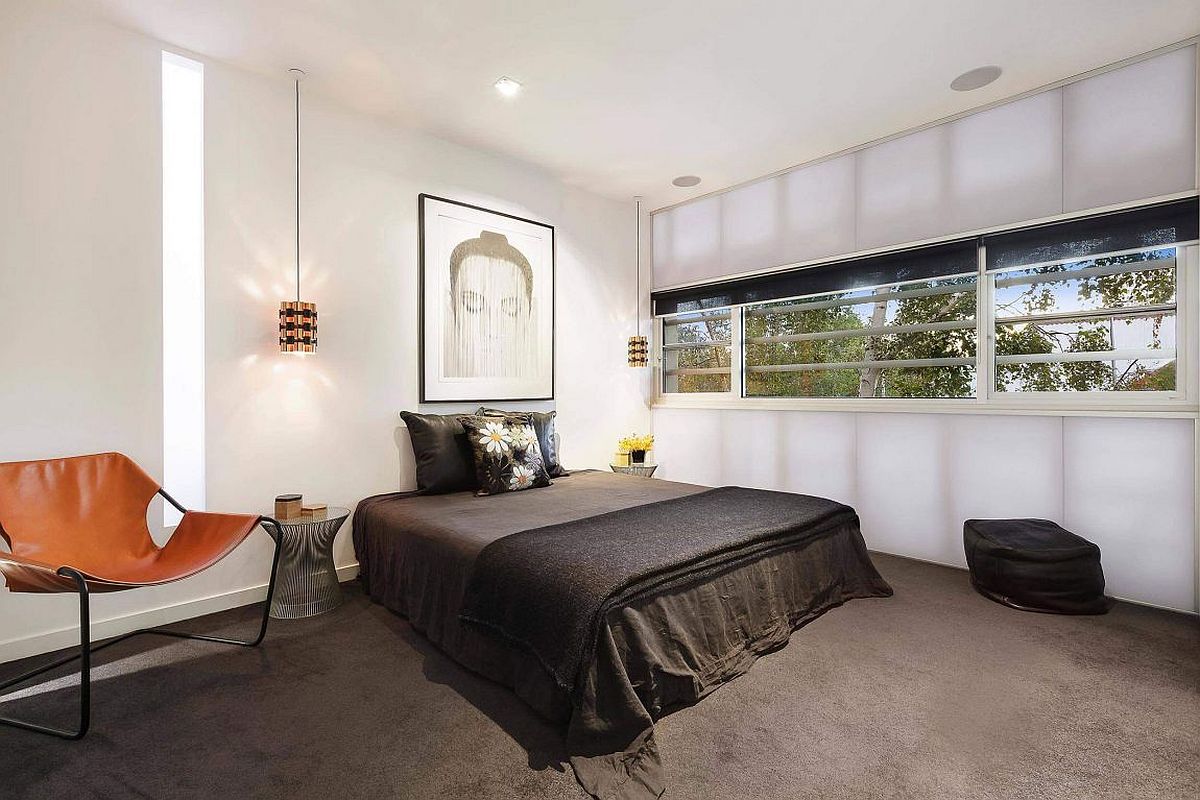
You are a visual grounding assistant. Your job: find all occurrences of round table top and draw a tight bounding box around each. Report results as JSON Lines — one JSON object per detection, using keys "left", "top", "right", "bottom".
{"left": 266, "top": 506, "right": 351, "bottom": 526}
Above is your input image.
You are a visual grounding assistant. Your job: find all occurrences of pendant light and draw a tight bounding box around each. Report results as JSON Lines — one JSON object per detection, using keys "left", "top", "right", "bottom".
{"left": 279, "top": 68, "right": 317, "bottom": 353}
{"left": 627, "top": 196, "right": 648, "bottom": 367}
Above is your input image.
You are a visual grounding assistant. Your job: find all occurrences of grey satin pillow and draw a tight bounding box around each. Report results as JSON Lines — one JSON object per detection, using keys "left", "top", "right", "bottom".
{"left": 476, "top": 408, "right": 566, "bottom": 477}
{"left": 400, "top": 411, "right": 476, "bottom": 494}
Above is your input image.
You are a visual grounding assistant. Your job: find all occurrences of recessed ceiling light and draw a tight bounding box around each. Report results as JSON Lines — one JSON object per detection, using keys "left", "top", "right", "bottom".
{"left": 950, "top": 65, "right": 1002, "bottom": 92}
{"left": 672, "top": 175, "right": 701, "bottom": 188}
{"left": 494, "top": 76, "right": 522, "bottom": 98}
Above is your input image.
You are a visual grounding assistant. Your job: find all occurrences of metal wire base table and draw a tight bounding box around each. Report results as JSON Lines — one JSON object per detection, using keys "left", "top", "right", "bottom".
{"left": 610, "top": 463, "right": 658, "bottom": 478}
{"left": 264, "top": 506, "right": 350, "bottom": 619}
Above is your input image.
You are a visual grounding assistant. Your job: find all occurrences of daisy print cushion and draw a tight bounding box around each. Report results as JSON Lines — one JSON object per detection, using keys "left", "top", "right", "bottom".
{"left": 458, "top": 416, "right": 553, "bottom": 496}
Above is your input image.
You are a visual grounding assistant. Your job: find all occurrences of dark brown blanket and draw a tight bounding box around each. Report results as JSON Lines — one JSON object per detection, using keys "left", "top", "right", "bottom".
{"left": 459, "top": 487, "right": 857, "bottom": 697}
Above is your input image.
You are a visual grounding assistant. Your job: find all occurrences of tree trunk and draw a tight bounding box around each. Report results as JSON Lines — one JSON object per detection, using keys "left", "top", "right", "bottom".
{"left": 858, "top": 291, "right": 889, "bottom": 397}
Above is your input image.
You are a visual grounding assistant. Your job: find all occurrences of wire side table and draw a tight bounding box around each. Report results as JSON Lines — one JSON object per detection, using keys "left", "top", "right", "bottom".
{"left": 263, "top": 506, "right": 350, "bottom": 619}
{"left": 610, "top": 463, "right": 658, "bottom": 478}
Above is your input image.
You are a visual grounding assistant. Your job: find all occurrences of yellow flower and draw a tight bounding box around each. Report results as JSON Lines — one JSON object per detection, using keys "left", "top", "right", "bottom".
{"left": 617, "top": 433, "right": 654, "bottom": 452}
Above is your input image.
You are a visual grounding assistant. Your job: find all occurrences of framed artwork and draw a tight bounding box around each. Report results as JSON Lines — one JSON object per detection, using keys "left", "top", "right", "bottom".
{"left": 419, "top": 194, "right": 555, "bottom": 402}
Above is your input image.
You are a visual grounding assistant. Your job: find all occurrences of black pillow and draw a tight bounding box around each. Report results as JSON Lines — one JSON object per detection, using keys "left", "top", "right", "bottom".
{"left": 400, "top": 411, "right": 476, "bottom": 494}
{"left": 476, "top": 408, "right": 566, "bottom": 477}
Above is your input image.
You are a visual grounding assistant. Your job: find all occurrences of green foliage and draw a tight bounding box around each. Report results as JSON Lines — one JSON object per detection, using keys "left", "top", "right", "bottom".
{"left": 746, "top": 278, "right": 977, "bottom": 398}
{"left": 672, "top": 248, "right": 1176, "bottom": 397}
{"left": 994, "top": 250, "right": 1175, "bottom": 392}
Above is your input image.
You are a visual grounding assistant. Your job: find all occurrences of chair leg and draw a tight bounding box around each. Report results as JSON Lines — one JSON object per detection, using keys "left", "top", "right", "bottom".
{"left": 148, "top": 518, "right": 284, "bottom": 647}
{"left": 0, "top": 521, "right": 283, "bottom": 740}
{"left": 0, "top": 568, "right": 91, "bottom": 740}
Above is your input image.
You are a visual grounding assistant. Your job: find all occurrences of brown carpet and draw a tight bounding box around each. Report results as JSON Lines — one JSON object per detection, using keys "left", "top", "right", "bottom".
{"left": 1, "top": 554, "right": 1196, "bottom": 799}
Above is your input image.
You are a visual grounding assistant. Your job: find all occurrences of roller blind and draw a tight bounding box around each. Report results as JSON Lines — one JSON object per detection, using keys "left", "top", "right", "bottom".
{"left": 984, "top": 197, "right": 1199, "bottom": 271}
{"left": 652, "top": 45, "right": 1197, "bottom": 292}
{"left": 652, "top": 239, "right": 977, "bottom": 316}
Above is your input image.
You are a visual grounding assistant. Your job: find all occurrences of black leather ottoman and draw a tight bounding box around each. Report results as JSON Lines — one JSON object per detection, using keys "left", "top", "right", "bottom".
{"left": 963, "top": 518, "right": 1109, "bottom": 614}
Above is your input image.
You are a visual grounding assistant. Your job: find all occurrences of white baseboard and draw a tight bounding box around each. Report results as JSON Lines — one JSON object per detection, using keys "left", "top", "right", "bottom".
{"left": 0, "top": 563, "right": 360, "bottom": 665}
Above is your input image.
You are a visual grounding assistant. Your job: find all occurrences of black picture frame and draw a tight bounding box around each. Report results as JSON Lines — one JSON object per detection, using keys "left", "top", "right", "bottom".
{"left": 418, "top": 193, "right": 556, "bottom": 403}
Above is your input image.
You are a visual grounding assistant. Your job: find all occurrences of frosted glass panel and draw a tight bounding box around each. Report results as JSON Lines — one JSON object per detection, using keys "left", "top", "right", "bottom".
{"left": 854, "top": 413, "right": 956, "bottom": 562}
{"left": 1063, "top": 46, "right": 1197, "bottom": 212}
{"left": 652, "top": 407, "right": 725, "bottom": 486}
{"left": 721, "top": 178, "right": 781, "bottom": 274}
{"left": 946, "top": 415, "right": 1063, "bottom": 526}
{"left": 779, "top": 154, "right": 857, "bottom": 266}
{"left": 1062, "top": 417, "right": 1195, "bottom": 611}
{"left": 652, "top": 195, "right": 721, "bottom": 288}
{"left": 950, "top": 90, "right": 1063, "bottom": 232}
{"left": 651, "top": 211, "right": 675, "bottom": 288}
{"left": 856, "top": 126, "right": 953, "bottom": 249}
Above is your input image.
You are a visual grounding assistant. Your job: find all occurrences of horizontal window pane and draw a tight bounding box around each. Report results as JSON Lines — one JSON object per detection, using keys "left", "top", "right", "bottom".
{"left": 663, "top": 310, "right": 732, "bottom": 393}
{"left": 745, "top": 275, "right": 977, "bottom": 398}
{"left": 993, "top": 247, "right": 1177, "bottom": 393}
{"left": 997, "top": 358, "right": 1175, "bottom": 392}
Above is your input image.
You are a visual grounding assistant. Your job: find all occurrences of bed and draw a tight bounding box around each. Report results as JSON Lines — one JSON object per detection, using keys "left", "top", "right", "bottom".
{"left": 353, "top": 470, "right": 892, "bottom": 799}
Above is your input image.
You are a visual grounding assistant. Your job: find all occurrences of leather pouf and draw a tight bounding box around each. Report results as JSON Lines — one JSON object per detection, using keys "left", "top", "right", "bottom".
{"left": 963, "top": 518, "right": 1109, "bottom": 614}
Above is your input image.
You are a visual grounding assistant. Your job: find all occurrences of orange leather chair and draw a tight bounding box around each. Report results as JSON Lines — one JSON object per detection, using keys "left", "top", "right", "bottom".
{"left": 0, "top": 452, "right": 283, "bottom": 739}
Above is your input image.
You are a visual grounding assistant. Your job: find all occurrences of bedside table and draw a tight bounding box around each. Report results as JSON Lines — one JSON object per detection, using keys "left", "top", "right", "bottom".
{"left": 610, "top": 463, "right": 658, "bottom": 478}
{"left": 263, "top": 506, "right": 350, "bottom": 619}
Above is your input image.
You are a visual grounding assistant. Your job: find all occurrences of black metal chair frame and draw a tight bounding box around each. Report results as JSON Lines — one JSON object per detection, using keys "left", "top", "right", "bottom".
{"left": 0, "top": 489, "right": 284, "bottom": 740}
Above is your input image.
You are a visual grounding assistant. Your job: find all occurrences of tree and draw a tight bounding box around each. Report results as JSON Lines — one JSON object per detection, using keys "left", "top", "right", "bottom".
{"left": 994, "top": 249, "right": 1175, "bottom": 392}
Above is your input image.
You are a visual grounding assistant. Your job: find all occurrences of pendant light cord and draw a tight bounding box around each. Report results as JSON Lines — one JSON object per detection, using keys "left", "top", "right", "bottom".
{"left": 634, "top": 197, "right": 642, "bottom": 335}
{"left": 295, "top": 76, "right": 301, "bottom": 302}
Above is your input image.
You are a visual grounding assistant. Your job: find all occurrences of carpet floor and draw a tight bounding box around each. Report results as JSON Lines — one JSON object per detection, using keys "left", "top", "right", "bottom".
{"left": 1, "top": 554, "right": 1196, "bottom": 799}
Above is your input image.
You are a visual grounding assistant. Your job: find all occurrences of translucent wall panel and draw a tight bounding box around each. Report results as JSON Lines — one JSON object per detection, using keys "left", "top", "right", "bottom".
{"left": 1062, "top": 417, "right": 1195, "bottom": 612}
{"left": 652, "top": 194, "right": 721, "bottom": 288}
{"left": 653, "top": 407, "right": 1195, "bottom": 610}
{"left": 779, "top": 154, "right": 857, "bottom": 267}
{"left": 856, "top": 126, "right": 954, "bottom": 250}
{"left": 720, "top": 178, "right": 781, "bottom": 275}
{"left": 854, "top": 413, "right": 957, "bottom": 561}
{"left": 945, "top": 415, "right": 1063, "bottom": 529}
{"left": 949, "top": 90, "right": 1063, "bottom": 232}
{"left": 1063, "top": 46, "right": 1197, "bottom": 212}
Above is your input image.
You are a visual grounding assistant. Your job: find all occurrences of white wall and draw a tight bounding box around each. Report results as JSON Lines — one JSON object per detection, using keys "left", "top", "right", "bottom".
{"left": 653, "top": 407, "right": 1197, "bottom": 612}
{"left": 0, "top": 2, "right": 650, "bottom": 661}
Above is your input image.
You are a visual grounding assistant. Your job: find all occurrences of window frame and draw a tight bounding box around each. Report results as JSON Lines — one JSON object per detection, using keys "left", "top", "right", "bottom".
{"left": 654, "top": 231, "right": 1198, "bottom": 418}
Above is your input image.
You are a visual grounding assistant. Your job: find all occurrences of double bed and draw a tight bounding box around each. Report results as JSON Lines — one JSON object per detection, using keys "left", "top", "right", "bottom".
{"left": 353, "top": 469, "right": 891, "bottom": 799}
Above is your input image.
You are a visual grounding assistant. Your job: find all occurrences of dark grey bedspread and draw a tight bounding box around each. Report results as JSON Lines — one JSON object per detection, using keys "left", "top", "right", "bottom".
{"left": 460, "top": 487, "right": 856, "bottom": 695}
{"left": 353, "top": 472, "right": 892, "bottom": 800}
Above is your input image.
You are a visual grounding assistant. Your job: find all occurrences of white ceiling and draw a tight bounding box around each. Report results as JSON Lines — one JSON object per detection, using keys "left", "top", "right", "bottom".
{"left": 81, "top": 0, "right": 1200, "bottom": 209}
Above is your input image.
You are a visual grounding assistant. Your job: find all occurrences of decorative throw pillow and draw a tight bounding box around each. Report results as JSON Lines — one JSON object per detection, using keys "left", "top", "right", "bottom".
{"left": 400, "top": 411, "right": 477, "bottom": 494}
{"left": 475, "top": 408, "right": 567, "bottom": 477}
{"left": 459, "top": 416, "right": 553, "bottom": 496}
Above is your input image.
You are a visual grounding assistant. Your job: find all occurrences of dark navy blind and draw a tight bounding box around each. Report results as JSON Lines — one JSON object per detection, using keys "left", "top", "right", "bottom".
{"left": 984, "top": 197, "right": 1198, "bottom": 271}
{"left": 651, "top": 239, "right": 977, "bottom": 316}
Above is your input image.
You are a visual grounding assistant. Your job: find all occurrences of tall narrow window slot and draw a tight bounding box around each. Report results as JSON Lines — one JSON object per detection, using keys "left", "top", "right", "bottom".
{"left": 162, "top": 52, "right": 205, "bottom": 526}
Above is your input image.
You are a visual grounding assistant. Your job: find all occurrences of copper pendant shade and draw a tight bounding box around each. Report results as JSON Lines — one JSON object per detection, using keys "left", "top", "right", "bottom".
{"left": 627, "top": 335, "right": 648, "bottom": 367}
{"left": 279, "top": 300, "right": 317, "bottom": 352}
{"left": 627, "top": 196, "right": 648, "bottom": 368}
{"left": 280, "top": 68, "right": 317, "bottom": 353}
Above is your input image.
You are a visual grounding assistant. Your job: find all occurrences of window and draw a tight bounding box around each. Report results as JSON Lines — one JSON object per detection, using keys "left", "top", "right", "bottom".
{"left": 992, "top": 247, "right": 1177, "bottom": 393}
{"left": 162, "top": 51, "right": 205, "bottom": 526}
{"left": 745, "top": 275, "right": 977, "bottom": 398}
{"left": 662, "top": 309, "right": 732, "bottom": 393}
{"left": 653, "top": 197, "right": 1198, "bottom": 406}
